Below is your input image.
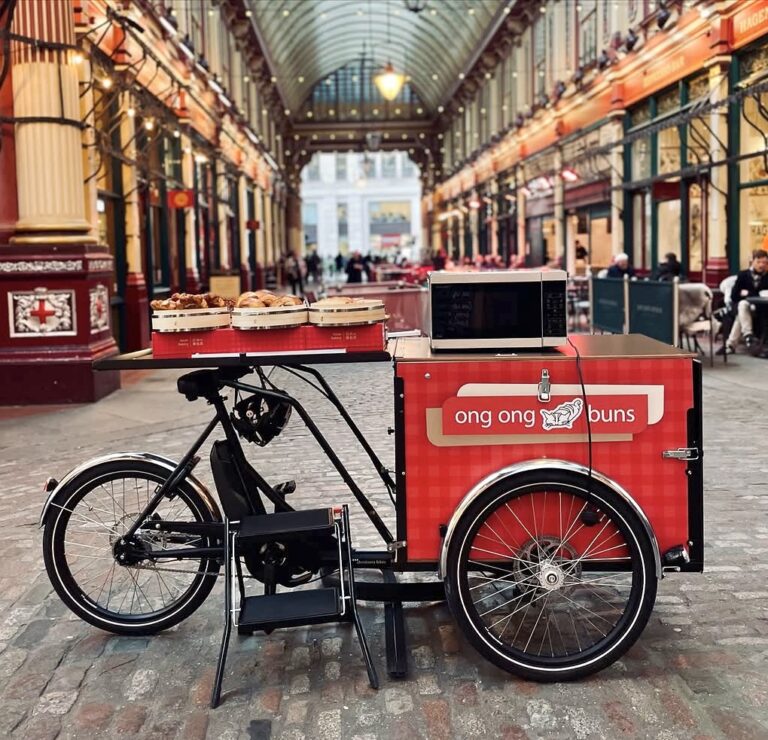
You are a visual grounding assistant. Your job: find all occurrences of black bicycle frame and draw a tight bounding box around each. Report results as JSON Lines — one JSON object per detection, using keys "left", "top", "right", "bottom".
{"left": 121, "top": 367, "right": 396, "bottom": 552}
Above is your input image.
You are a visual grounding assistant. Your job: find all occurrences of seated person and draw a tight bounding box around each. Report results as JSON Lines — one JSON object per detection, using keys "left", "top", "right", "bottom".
{"left": 718, "top": 248, "right": 768, "bottom": 355}
{"left": 606, "top": 253, "right": 636, "bottom": 279}
{"left": 654, "top": 252, "right": 683, "bottom": 282}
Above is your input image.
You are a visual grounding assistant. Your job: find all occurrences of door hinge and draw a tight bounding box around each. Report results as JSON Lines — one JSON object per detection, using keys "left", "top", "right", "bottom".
{"left": 662, "top": 447, "right": 700, "bottom": 461}
{"left": 537, "top": 369, "right": 551, "bottom": 402}
{"left": 387, "top": 540, "right": 406, "bottom": 552}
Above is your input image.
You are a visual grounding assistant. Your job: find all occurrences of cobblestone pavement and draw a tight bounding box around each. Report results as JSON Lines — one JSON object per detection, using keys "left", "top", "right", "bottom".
{"left": 0, "top": 351, "right": 767, "bottom": 740}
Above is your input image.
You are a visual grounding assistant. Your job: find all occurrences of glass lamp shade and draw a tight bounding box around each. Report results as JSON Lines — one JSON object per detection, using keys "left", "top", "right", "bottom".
{"left": 374, "top": 64, "right": 405, "bottom": 101}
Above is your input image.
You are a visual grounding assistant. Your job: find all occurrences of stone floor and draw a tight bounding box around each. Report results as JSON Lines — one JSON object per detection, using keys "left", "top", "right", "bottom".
{"left": 0, "top": 348, "right": 766, "bottom": 739}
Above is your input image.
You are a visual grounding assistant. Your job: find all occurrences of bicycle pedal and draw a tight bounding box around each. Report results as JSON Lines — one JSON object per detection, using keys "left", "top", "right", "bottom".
{"left": 274, "top": 480, "right": 296, "bottom": 496}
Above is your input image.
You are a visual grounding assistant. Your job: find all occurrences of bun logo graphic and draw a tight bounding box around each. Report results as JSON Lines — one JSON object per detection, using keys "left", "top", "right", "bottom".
{"left": 427, "top": 382, "right": 664, "bottom": 448}
{"left": 540, "top": 398, "right": 583, "bottom": 430}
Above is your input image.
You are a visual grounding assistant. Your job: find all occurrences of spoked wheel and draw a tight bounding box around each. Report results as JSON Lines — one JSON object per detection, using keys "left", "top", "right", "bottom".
{"left": 445, "top": 470, "right": 657, "bottom": 681}
{"left": 43, "top": 460, "right": 221, "bottom": 635}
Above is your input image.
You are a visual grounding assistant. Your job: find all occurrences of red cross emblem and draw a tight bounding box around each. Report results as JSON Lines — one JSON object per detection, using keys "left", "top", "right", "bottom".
{"left": 30, "top": 298, "right": 56, "bottom": 325}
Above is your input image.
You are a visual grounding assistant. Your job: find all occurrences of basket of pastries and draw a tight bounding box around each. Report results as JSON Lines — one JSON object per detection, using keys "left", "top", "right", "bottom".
{"left": 231, "top": 291, "right": 307, "bottom": 330}
{"left": 151, "top": 293, "right": 233, "bottom": 332}
{"left": 308, "top": 296, "right": 387, "bottom": 326}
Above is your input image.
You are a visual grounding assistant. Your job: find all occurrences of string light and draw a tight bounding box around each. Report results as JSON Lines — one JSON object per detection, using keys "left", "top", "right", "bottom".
{"left": 101, "top": 77, "right": 113, "bottom": 89}
{"left": 72, "top": 52, "right": 84, "bottom": 65}
{"left": 144, "top": 119, "right": 155, "bottom": 131}
{"left": 127, "top": 107, "right": 136, "bottom": 118}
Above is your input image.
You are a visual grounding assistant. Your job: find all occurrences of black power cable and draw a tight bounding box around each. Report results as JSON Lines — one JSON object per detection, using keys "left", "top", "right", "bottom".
{"left": 567, "top": 336, "right": 593, "bottom": 493}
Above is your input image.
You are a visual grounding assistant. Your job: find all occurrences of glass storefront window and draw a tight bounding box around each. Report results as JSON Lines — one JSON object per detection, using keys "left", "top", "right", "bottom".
{"left": 631, "top": 137, "right": 651, "bottom": 180}
{"left": 740, "top": 185, "right": 768, "bottom": 266}
{"left": 657, "top": 199, "right": 681, "bottom": 260}
{"left": 689, "top": 183, "right": 704, "bottom": 273}
{"left": 657, "top": 126, "right": 681, "bottom": 175}
{"left": 740, "top": 94, "right": 768, "bottom": 183}
{"left": 632, "top": 191, "right": 651, "bottom": 270}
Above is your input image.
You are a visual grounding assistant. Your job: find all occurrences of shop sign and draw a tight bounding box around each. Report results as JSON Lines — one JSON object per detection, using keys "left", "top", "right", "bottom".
{"left": 429, "top": 383, "right": 664, "bottom": 446}
{"left": 623, "top": 31, "right": 711, "bottom": 107}
{"left": 167, "top": 189, "right": 194, "bottom": 209}
{"left": 732, "top": 0, "right": 768, "bottom": 51}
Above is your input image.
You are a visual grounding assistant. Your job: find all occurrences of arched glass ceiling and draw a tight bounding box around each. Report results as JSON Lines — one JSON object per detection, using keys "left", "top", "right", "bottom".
{"left": 247, "top": 0, "right": 504, "bottom": 113}
{"left": 297, "top": 58, "right": 430, "bottom": 123}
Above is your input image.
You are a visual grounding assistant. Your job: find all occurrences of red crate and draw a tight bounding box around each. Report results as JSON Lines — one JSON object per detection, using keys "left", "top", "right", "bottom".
{"left": 303, "top": 323, "right": 385, "bottom": 352}
{"left": 152, "top": 327, "right": 240, "bottom": 358}
{"left": 151, "top": 323, "right": 385, "bottom": 358}
{"left": 237, "top": 327, "right": 306, "bottom": 354}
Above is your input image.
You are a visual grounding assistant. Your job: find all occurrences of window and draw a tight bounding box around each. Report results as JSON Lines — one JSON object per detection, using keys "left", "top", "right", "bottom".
{"left": 335, "top": 154, "right": 347, "bottom": 181}
{"left": 304, "top": 155, "right": 320, "bottom": 182}
{"left": 403, "top": 156, "right": 416, "bottom": 178}
{"left": 382, "top": 153, "right": 397, "bottom": 178}
{"left": 337, "top": 202, "right": 349, "bottom": 252}
{"left": 740, "top": 87, "right": 768, "bottom": 265}
{"left": 579, "top": 1, "right": 598, "bottom": 67}
{"left": 302, "top": 202, "right": 318, "bottom": 246}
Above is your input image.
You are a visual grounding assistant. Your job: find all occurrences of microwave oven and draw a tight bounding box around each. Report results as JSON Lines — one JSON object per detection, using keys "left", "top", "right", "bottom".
{"left": 428, "top": 270, "right": 568, "bottom": 350}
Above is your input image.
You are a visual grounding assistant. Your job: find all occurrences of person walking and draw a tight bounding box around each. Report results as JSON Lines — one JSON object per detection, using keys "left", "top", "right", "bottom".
{"left": 285, "top": 252, "right": 304, "bottom": 295}
{"left": 346, "top": 251, "right": 365, "bottom": 283}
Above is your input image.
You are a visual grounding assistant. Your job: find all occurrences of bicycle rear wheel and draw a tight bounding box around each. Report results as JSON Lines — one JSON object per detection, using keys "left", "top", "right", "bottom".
{"left": 445, "top": 469, "right": 657, "bottom": 681}
{"left": 43, "top": 459, "right": 221, "bottom": 635}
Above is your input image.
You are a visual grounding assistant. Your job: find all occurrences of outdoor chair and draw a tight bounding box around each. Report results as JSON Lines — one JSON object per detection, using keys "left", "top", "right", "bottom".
{"left": 679, "top": 283, "right": 717, "bottom": 367}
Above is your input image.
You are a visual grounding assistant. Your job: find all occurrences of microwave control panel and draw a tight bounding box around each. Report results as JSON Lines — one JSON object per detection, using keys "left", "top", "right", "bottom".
{"left": 542, "top": 279, "right": 567, "bottom": 338}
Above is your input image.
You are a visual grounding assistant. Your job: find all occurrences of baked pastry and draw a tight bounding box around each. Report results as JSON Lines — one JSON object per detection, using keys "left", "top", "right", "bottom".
{"left": 314, "top": 296, "right": 358, "bottom": 306}
{"left": 272, "top": 294, "right": 303, "bottom": 307}
{"left": 151, "top": 292, "right": 231, "bottom": 310}
{"left": 236, "top": 291, "right": 302, "bottom": 308}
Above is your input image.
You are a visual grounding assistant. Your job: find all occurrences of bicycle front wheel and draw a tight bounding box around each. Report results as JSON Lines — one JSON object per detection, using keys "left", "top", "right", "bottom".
{"left": 43, "top": 460, "right": 221, "bottom": 635}
{"left": 445, "top": 470, "right": 657, "bottom": 682}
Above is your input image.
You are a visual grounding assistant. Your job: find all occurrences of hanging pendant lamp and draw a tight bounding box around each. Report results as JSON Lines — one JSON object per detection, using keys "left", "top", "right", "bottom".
{"left": 374, "top": 63, "right": 405, "bottom": 101}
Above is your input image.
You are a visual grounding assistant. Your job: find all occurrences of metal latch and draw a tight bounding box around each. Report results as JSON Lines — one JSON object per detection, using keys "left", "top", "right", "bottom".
{"left": 387, "top": 540, "right": 406, "bottom": 552}
{"left": 537, "top": 369, "right": 551, "bottom": 402}
{"left": 662, "top": 448, "right": 700, "bottom": 461}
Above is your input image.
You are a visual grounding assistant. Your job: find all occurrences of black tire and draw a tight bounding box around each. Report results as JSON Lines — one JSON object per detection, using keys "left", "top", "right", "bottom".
{"left": 42, "top": 460, "right": 221, "bottom": 635}
{"left": 444, "top": 469, "right": 657, "bottom": 682}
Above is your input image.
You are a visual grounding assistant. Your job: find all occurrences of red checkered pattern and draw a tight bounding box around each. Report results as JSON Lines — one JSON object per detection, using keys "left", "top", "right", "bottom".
{"left": 396, "top": 357, "right": 694, "bottom": 561}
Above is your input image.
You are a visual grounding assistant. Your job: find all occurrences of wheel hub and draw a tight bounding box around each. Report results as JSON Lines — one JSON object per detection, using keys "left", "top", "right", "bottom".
{"left": 538, "top": 561, "right": 565, "bottom": 591}
{"left": 514, "top": 536, "right": 581, "bottom": 594}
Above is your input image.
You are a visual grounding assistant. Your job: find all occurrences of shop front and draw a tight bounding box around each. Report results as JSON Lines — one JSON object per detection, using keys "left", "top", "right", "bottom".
{"left": 735, "top": 38, "right": 768, "bottom": 272}
{"left": 623, "top": 70, "right": 714, "bottom": 282}
{"left": 522, "top": 150, "right": 557, "bottom": 268}
{"left": 496, "top": 172, "right": 516, "bottom": 266}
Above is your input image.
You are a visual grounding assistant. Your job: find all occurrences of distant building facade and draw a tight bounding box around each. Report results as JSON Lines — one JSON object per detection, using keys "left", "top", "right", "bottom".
{"left": 301, "top": 152, "right": 422, "bottom": 260}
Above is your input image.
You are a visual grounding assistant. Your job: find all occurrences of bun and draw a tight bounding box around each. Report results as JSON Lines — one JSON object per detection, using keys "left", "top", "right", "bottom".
{"left": 315, "top": 296, "right": 355, "bottom": 306}
{"left": 237, "top": 297, "right": 266, "bottom": 308}
{"left": 273, "top": 294, "right": 303, "bottom": 307}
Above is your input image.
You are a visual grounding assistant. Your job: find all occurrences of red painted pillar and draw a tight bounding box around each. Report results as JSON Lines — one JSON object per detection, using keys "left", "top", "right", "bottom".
{"left": 0, "top": 0, "right": 119, "bottom": 403}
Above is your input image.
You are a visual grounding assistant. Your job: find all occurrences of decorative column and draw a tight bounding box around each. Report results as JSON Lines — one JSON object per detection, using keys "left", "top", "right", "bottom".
{"left": 264, "top": 190, "right": 274, "bottom": 266}
{"left": 0, "top": 0, "right": 119, "bottom": 404}
{"left": 237, "top": 174, "right": 250, "bottom": 291}
{"left": 516, "top": 165, "right": 527, "bottom": 266}
{"left": 180, "top": 135, "right": 200, "bottom": 292}
{"left": 704, "top": 57, "right": 731, "bottom": 286}
{"left": 553, "top": 148, "right": 565, "bottom": 265}
{"left": 119, "top": 91, "right": 149, "bottom": 351}
{"left": 254, "top": 185, "right": 265, "bottom": 288}
{"left": 609, "top": 113, "right": 625, "bottom": 258}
